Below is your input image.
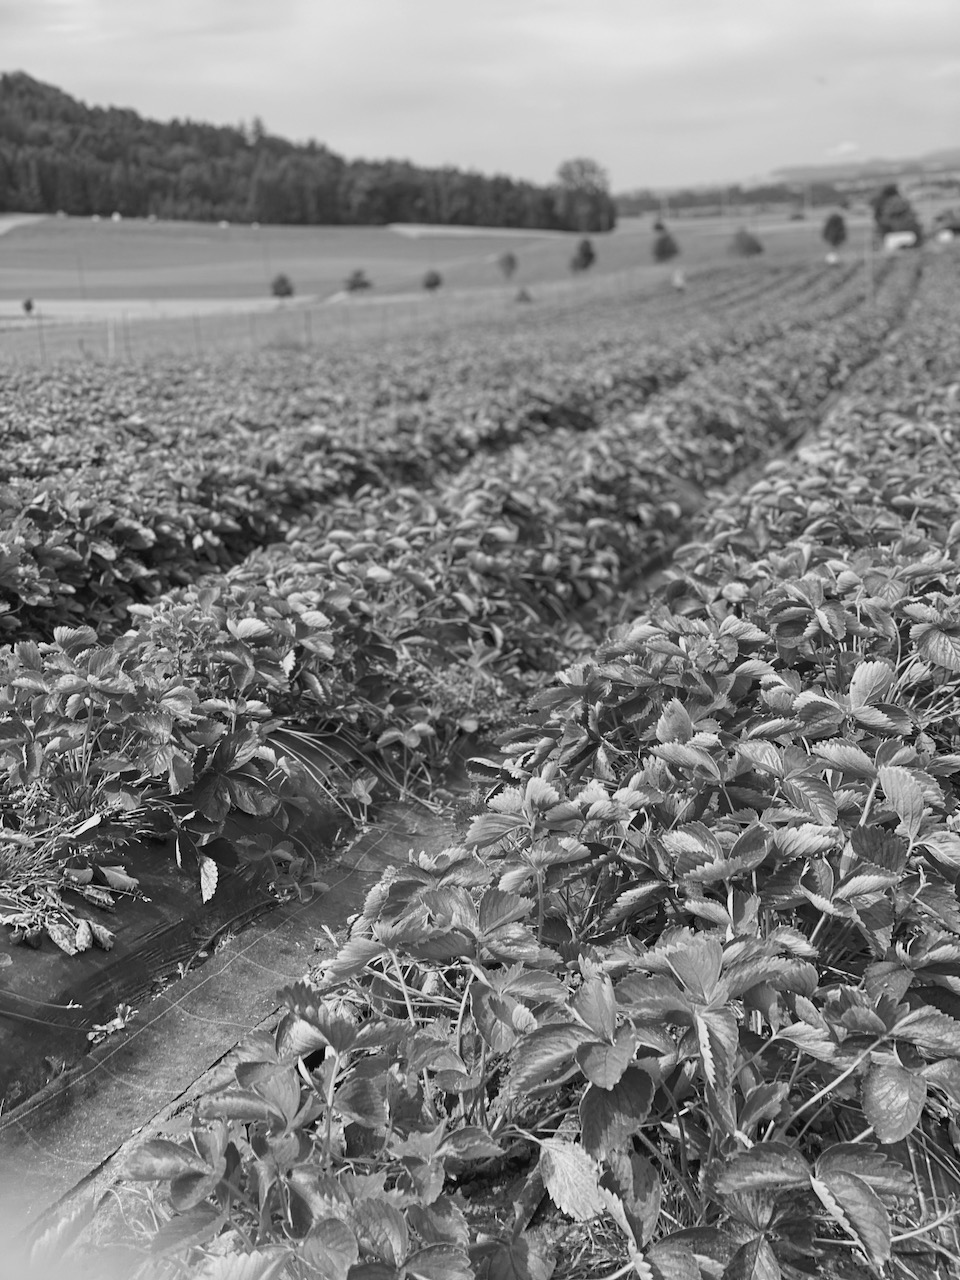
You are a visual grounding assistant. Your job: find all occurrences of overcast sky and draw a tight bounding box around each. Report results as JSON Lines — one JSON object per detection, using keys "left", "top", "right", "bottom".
{"left": 2, "top": 0, "right": 958, "bottom": 189}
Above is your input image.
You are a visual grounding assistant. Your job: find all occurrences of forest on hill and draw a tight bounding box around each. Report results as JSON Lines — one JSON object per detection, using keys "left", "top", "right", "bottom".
{"left": 0, "top": 72, "right": 617, "bottom": 231}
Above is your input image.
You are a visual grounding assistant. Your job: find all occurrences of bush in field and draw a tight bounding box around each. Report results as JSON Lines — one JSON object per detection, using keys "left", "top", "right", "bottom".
{"left": 344, "top": 269, "right": 372, "bottom": 293}
{"left": 270, "top": 273, "right": 294, "bottom": 298}
{"left": 498, "top": 251, "right": 518, "bottom": 280}
{"left": 653, "top": 230, "right": 679, "bottom": 262}
{"left": 729, "top": 228, "right": 763, "bottom": 257}
{"left": 871, "top": 183, "right": 923, "bottom": 243}
{"left": 569, "top": 237, "right": 596, "bottom": 273}
{"left": 422, "top": 269, "right": 443, "bottom": 292}
{"left": 22, "top": 298, "right": 33, "bottom": 315}
{"left": 822, "top": 212, "right": 847, "bottom": 249}
{"left": 515, "top": 287, "right": 533, "bottom": 303}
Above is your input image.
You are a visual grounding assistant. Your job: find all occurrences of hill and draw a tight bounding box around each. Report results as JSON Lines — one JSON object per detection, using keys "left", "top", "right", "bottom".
{"left": 774, "top": 146, "right": 960, "bottom": 185}
{"left": 0, "top": 72, "right": 615, "bottom": 232}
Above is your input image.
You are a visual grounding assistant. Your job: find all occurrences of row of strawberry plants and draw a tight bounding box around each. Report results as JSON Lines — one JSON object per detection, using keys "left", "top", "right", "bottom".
{"left": 0, "top": 259, "right": 878, "bottom": 641}
{"left": 0, "top": 258, "right": 915, "bottom": 957}
{"left": 98, "top": 251, "right": 960, "bottom": 1278}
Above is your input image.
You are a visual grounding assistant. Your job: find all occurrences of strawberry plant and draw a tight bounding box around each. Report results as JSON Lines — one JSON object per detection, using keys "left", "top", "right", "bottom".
{"left": 88, "top": 254, "right": 960, "bottom": 1278}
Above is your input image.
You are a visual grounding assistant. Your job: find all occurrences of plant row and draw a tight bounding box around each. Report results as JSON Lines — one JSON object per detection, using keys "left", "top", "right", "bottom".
{"left": 0, "top": 258, "right": 880, "bottom": 641}
{"left": 0, "top": 258, "right": 915, "bottom": 963}
{"left": 92, "top": 252, "right": 960, "bottom": 1278}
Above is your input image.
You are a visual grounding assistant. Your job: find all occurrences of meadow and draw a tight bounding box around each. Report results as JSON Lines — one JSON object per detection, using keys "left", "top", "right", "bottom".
{"left": 4, "top": 215, "right": 960, "bottom": 1279}
{"left": 0, "top": 210, "right": 854, "bottom": 364}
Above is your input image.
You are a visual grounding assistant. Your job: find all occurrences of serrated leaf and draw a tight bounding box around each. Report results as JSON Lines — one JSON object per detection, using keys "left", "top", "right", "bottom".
{"left": 656, "top": 699, "right": 694, "bottom": 744}
{"left": 714, "top": 1143, "right": 810, "bottom": 1194}
{"left": 721, "top": 1235, "right": 780, "bottom": 1280}
{"left": 696, "top": 1008, "right": 739, "bottom": 1090}
{"left": 783, "top": 777, "right": 838, "bottom": 825}
{"left": 862, "top": 1063, "right": 927, "bottom": 1143}
{"left": 351, "top": 1199, "right": 408, "bottom": 1268}
{"left": 601, "top": 1149, "right": 661, "bottom": 1248}
{"left": 575, "top": 1040, "right": 634, "bottom": 1089}
{"left": 848, "top": 661, "right": 894, "bottom": 708}
{"left": 228, "top": 617, "right": 274, "bottom": 641}
{"left": 539, "top": 1139, "right": 604, "bottom": 1222}
{"left": 195, "top": 1249, "right": 289, "bottom": 1280}
{"left": 199, "top": 854, "right": 219, "bottom": 903}
{"left": 643, "top": 1239, "right": 701, "bottom": 1280}
{"left": 579, "top": 1066, "right": 655, "bottom": 1158}
{"left": 811, "top": 1169, "right": 890, "bottom": 1267}
{"left": 774, "top": 824, "right": 837, "bottom": 858}
{"left": 98, "top": 865, "right": 139, "bottom": 892}
{"left": 470, "top": 1234, "right": 555, "bottom": 1280}
{"left": 893, "top": 1006, "right": 960, "bottom": 1056}
{"left": 813, "top": 740, "right": 876, "bottom": 777}
{"left": 147, "top": 1204, "right": 224, "bottom": 1257}
{"left": 571, "top": 972, "right": 617, "bottom": 1041}
{"left": 815, "top": 1144, "right": 913, "bottom": 1199}
{"left": 300, "top": 1218, "right": 359, "bottom": 1280}
{"left": 778, "top": 1022, "right": 837, "bottom": 1061}
{"left": 122, "top": 1137, "right": 211, "bottom": 1184}
{"left": 652, "top": 742, "right": 722, "bottom": 782}
{"left": 26, "top": 1194, "right": 97, "bottom": 1270}
{"left": 406, "top": 1244, "right": 474, "bottom": 1280}
{"left": 407, "top": 1201, "right": 469, "bottom": 1247}
{"left": 912, "top": 621, "right": 960, "bottom": 672}
{"left": 506, "top": 1023, "right": 592, "bottom": 1097}
{"left": 878, "top": 766, "right": 925, "bottom": 840}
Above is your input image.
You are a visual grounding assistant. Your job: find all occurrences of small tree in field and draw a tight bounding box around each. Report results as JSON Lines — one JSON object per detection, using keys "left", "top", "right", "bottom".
{"left": 871, "top": 184, "right": 923, "bottom": 244}
{"left": 271, "top": 273, "right": 294, "bottom": 298}
{"left": 345, "top": 269, "right": 372, "bottom": 292}
{"left": 653, "top": 230, "right": 679, "bottom": 263}
{"left": 570, "top": 237, "right": 596, "bottom": 273}
{"left": 498, "top": 251, "right": 518, "bottom": 280}
{"left": 729, "top": 228, "right": 763, "bottom": 257}
{"left": 422, "top": 269, "right": 442, "bottom": 292}
{"left": 822, "top": 213, "right": 847, "bottom": 249}
{"left": 22, "top": 298, "right": 34, "bottom": 316}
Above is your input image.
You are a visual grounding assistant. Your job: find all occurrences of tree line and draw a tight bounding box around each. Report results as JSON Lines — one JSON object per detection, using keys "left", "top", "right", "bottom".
{"left": 0, "top": 73, "right": 616, "bottom": 232}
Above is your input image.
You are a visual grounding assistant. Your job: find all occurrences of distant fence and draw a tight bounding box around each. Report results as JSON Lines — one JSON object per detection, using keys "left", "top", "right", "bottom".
{"left": 0, "top": 263, "right": 714, "bottom": 367}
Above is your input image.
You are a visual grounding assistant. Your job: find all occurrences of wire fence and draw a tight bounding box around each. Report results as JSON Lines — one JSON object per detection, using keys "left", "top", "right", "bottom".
{"left": 0, "top": 263, "right": 724, "bottom": 368}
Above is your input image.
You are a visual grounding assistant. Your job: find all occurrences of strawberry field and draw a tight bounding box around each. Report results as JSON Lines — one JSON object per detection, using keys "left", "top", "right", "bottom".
{"left": 8, "top": 249, "right": 960, "bottom": 1279}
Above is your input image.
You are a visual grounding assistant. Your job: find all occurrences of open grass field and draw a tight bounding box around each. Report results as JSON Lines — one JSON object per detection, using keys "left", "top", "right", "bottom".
{"left": 0, "top": 208, "right": 872, "bottom": 364}
{"left": 0, "top": 209, "right": 851, "bottom": 310}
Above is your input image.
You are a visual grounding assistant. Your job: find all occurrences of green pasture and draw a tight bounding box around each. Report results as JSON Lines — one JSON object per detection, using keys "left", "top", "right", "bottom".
{"left": 0, "top": 210, "right": 844, "bottom": 308}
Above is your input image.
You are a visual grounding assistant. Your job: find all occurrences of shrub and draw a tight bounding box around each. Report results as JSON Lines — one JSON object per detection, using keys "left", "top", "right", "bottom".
{"left": 270, "top": 273, "right": 294, "bottom": 298}
{"left": 515, "top": 286, "right": 533, "bottom": 303}
{"left": 422, "top": 269, "right": 442, "bottom": 292}
{"left": 344, "top": 269, "right": 372, "bottom": 292}
{"left": 728, "top": 228, "right": 763, "bottom": 257}
{"left": 21, "top": 298, "right": 33, "bottom": 316}
{"left": 569, "top": 237, "right": 596, "bottom": 273}
{"left": 498, "top": 251, "right": 518, "bottom": 280}
{"left": 653, "top": 230, "right": 679, "bottom": 263}
{"left": 822, "top": 212, "right": 847, "bottom": 249}
{"left": 871, "top": 183, "right": 923, "bottom": 244}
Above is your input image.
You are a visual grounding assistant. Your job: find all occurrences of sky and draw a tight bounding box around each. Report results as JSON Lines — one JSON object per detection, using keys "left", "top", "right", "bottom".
{"left": 2, "top": 0, "right": 959, "bottom": 190}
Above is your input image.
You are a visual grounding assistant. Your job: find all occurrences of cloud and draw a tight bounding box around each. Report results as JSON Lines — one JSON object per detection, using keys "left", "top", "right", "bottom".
{"left": 3, "top": 0, "right": 960, "bottom": 188}
{"left": 825, "top": 141, "right": 861, "bottom": 158}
